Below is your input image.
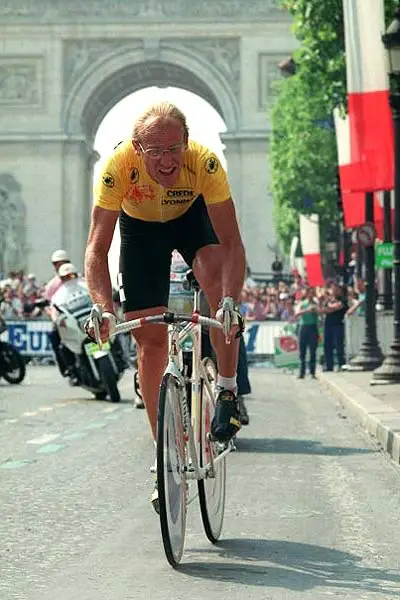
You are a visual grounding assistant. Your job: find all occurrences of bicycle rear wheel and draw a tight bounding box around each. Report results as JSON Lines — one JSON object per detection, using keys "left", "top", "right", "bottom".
{"left": 157, "top": 373, "right": 187, "bottom": 567}
{"left": 198, "top": 358, "right": 226, "bottom": 543}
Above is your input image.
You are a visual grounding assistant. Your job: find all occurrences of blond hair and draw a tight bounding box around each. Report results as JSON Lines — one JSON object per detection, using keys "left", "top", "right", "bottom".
{"left": 132, "top": 101, "right": 189, "bottom": 141}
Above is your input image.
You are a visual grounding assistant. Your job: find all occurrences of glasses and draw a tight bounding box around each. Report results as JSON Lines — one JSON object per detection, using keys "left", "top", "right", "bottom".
{"left": 137, "top": 142, "right": 185, "bottom": 159}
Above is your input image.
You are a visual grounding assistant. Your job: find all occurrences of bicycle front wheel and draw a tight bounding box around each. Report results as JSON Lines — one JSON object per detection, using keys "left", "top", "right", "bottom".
{"left": 198, "top": 358, "right": 226, "bottom": 543}
{"left": 157, "top": 373, "right": 187, "bottom": 567}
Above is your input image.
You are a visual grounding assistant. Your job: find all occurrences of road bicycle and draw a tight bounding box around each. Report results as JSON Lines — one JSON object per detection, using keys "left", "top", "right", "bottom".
{"left": 93, "top": 273, "right": 234, "bottom": 567}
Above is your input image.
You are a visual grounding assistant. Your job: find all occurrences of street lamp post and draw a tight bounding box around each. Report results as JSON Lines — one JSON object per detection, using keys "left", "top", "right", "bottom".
{"left": 373, "top": 8, "right": 400, "bottom": 383}
{"left": 382, "top": 190, "right": 393, "bottom": 310}
{"left": 348, "top": 192, "right": 384, "bottom": 370}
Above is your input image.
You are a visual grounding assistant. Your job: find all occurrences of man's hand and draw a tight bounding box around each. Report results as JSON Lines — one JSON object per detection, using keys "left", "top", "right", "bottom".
{"left": 216, "top": 296, "right": 244, "bottom": 343}
{"left": 84, "top": 304, "right": 117, "bottom": 345}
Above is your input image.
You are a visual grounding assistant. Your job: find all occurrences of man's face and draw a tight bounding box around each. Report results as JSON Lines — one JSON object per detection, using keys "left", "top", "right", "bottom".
{"left": 134, "top": 117, "right": 187, "bottom": 188}
{"left": 53, "top": 260, "right": 68, "bottom": 273}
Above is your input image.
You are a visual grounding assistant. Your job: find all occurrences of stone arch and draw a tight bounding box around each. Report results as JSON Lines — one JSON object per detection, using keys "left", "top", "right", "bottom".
{"left": 63, "top": 43, "right": 240, "bottom": 142}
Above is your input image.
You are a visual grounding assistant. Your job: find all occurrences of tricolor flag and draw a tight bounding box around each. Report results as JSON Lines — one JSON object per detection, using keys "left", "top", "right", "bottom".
{"left": 343, "top": 0, "right": 394, "bottom": 192}
{"left": 374, "top": 190, "right": 394, "bottom": 240}
{"left": 334, "top": 109, "right": 390, "bottom": 230}
{"left": 299, "top": 214, "right": 324, "bottom": 287}
{"left": 334, "top": 109, "right": 364, "bottom": 227}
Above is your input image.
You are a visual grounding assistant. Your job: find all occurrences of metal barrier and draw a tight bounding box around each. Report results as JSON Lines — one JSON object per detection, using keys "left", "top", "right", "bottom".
{"left": 0, "top": 319, "right": 53, "bottom": 356}
{"left": 0, "top": 314, "right": 394, "bottom": 362}
{"left": 345, "top": 313, "right": 393, "bottom": 359}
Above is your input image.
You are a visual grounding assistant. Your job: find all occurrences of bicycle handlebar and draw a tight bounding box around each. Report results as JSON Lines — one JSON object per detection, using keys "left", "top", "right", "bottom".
{"left": 108, "top": 311, "right": 223, "bottom": 341}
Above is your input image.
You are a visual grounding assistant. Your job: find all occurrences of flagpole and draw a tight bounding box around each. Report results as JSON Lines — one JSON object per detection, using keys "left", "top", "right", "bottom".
{"left": 348, "top": 192, "right": 384, "bottom": 370}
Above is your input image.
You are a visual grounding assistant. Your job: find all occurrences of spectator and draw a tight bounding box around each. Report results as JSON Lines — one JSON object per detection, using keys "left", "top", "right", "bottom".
{"left": 0, "top": 284, "right": 20, "bottom": 320}
{"left": 320, "top": 283, "right": 347, "bottom": 372}
{"left": 294, "top": 287, "right": 319, "bottom": 379}
{"left": 271, "top": 255, "right": 283, "bottom": 281}
{"left": 346, "top": 278, "right": 365, "bottom": 317}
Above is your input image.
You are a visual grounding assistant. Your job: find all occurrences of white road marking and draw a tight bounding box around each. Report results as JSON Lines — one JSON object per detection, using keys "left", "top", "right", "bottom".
{"left": 26, "top": 434, "right": 61, "bottom": 445}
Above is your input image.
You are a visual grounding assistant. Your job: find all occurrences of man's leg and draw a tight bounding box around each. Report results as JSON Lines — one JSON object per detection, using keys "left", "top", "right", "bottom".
{"left": 237, "top": 335, "right": 251, "bottom": 396}
{"left": 236, "top": 335, "right": 250, "bottom": 425}
{"left": 192, "top": 245, "right": 241, "bottom": 441}
{"left": 335, "top": 324, "right": 346, "bottom": 368}
{"left": 192, "top": 246, "right": 239, "bottom": 372}
{"left": 308, "top": 326, "right": 318, "bottom": 377}
{"left": 324, "top": 326, "right": 334, "bottom": 371}
{"left": 125, "top": 308, "right": 168, "bottom": 440}
{"left": 118, "top": 210, "right": 172, "bottom": 440}
{"left": 173, "top": 198, "right": 243, "bottom": 441}
{"left": 298, "top": 326, "right": 307, "bottom": 378}
{"left": 49, "top": 326, "right": 68, "bottom": 375}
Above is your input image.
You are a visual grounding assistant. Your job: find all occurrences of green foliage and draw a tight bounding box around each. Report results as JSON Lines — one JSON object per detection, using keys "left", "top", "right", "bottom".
{"left": 271, "top": 0, "right": 398, "bottom": 253}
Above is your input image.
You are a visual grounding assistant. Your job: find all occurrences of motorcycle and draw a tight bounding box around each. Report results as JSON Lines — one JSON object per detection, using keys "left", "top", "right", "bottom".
{"left": 0, "top": 316, "right": 26, "bottom": 384}
{"left": 34, "top": 286, "right": 126, "bottom": 402}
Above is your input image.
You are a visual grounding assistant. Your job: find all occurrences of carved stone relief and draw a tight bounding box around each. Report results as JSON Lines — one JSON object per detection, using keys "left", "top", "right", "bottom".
{"left": 63, "top": 37, "right": 240, "bottom": 106}
{"left": 258, "top": 53, "right": 286, "bottom": 111}
{"left": 0, "top": 58, "right": 42, "bottom": 107}
{"left": 0, "top": 0, "right": 283, "bottom": 22}
{"left": 163, "top": 38, "right": 240, "bottom": 99}
{"left": 63, "top": 39, "right": 143, "bottom": 91}
{"left": 0, "top": 174, "right": 27, "bottom": 275}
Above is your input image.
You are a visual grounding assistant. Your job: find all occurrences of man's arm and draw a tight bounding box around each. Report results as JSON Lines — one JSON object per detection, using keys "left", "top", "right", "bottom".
{"left": 84, "top": 206, "right": 119, "bottom": 313}
{"left": 321, "top": 300, "right": 344, "bottom": 314}
{"left": 206, "top": 198, "right": 246, "bottom": 302}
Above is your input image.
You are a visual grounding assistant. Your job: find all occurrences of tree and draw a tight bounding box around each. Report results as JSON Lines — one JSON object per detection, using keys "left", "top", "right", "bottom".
{"left": 271, "top": 0, "right": 398, "bottom": 253}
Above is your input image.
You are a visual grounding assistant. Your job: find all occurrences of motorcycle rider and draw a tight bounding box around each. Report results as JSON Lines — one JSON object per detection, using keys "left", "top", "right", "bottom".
{"left": 50, "top": 262, "right": 86, "bottom": 385}
{"left": 44, "top": 250, "right": 73, "bottom": 377}
{"left": 44, "top": 250, "right": 71, "bottom": 302}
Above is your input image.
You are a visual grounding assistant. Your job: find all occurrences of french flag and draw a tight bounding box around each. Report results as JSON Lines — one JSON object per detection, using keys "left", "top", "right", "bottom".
{"left": 334, "top": 109, "right": 390, "bottom": 230}
{"left": 343, "top": 0, "right": 394, "bottom": 192}
{"left": 299, "top": 214, "right": 324, "bottom": 287}
{"left": 334, "top": 108, "right": 364, "bottom": 228}
{"left": 375, "top": 190, "right": 394, "bottom": 240}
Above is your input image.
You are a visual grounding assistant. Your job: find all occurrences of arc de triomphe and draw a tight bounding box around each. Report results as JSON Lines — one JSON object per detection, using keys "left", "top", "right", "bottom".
{"left": 0, "top": 0, "right": 296, "bottom": 281}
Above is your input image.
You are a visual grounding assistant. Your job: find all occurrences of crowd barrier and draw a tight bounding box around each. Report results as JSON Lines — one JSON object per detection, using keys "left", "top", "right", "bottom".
{"left": 345, "top": 313, "right": 393, "bottom": 358}
{"left": 0, "top": 314, "right": 395, "bottom": 362}
{"left": 0, "top": 320, "right": 53, "bottom": 356}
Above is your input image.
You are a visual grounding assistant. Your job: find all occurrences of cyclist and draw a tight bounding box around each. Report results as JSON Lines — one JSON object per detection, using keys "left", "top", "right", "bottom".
{"left": 84, "top": 102, "right": 246, "bottom": 499}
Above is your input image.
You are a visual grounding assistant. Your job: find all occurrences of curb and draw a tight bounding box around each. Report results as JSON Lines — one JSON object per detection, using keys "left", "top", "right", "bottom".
{"left": 318, "top": 372, "right": 400, "bottom": 465}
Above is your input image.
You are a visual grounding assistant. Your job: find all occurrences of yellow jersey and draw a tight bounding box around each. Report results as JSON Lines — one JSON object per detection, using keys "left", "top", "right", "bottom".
{"left": 94, "top": 139, "right": 231, "bottom": 222}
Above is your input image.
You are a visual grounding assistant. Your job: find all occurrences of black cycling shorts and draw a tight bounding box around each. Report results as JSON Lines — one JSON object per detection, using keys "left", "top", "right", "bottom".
{"left": 118, "top": 194, "right": 219, "bottom": 313}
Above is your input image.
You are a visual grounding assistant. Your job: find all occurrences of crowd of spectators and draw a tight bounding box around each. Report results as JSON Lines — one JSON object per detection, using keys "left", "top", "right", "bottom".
{"left": 0, "top": 271, "right": 47, "bottom": 320}
{"left": 239, "top": 270, "right": 366, "bottom": 323}
{"left": 0, "top": 267, "right": 367, "bottom": 324}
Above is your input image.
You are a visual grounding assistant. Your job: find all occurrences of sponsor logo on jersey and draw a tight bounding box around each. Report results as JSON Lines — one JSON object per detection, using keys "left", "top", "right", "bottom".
{"left": 130, "top": 167, "right": 139, "bottom": 183}
{"left": 102, "top": 173, "right": 115, "bottom": 188}
{"left": 204, "top": 156, "right": 219, "bottom": 174}
{"left": 127, "top": 184, "right": 155, "bottom": 204}
{"left": 162, "top": 189, "right": 194, "bottom": 205}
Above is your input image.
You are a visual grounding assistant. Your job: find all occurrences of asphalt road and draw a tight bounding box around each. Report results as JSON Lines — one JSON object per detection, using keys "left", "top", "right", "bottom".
{"left": 1, "top": 366, "right": 400, "bottom": 600}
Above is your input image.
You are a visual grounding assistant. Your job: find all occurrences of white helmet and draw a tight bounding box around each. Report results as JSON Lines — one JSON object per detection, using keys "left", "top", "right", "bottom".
{"left": 58, "top": 263, "right": 78, "bottom": 278}
{"left": 51, "top": 249, "right": 69, "bottom": 263}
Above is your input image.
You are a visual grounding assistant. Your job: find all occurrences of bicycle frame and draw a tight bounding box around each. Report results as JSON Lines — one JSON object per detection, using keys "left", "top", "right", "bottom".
{"left": 108, "top": 290, "right": 231, "bottom": 483}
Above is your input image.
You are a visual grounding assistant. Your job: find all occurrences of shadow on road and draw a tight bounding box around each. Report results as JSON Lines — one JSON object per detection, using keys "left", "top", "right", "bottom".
{"left": 235, "top": 437, "right": 374, "bottom": 456}
{"left": 181, "top": 538, "right": 400, "bottom": 594}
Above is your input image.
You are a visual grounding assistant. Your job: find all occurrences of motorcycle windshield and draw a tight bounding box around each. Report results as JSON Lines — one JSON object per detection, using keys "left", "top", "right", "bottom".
{"left": 54, "top": 281, "right": 92, "bottom": 315}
